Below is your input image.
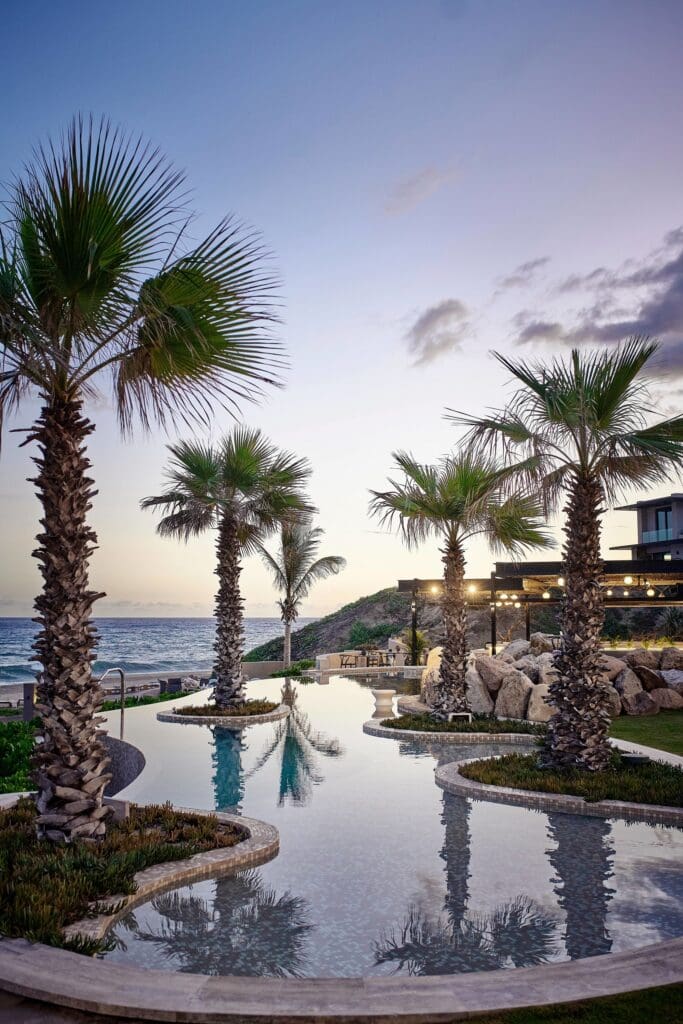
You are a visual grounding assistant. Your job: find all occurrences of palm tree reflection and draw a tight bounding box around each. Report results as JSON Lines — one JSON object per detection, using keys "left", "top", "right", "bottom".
{"left": 546, "top": 812, "right": 615, "bottom": 960}
{"left": 211, "top": 726, "right": 246, "bottom": 812}
{"left": 375, "top": 793, "right": 557, "bottom": 975}
{"left": 248, "top": 681, "right": 343, "bottom": 806}
{"left": 120, "top": 869, "right": 313, "bottom": 977}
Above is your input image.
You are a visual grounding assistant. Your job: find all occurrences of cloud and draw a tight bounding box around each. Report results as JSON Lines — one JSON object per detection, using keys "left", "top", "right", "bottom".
{"left": 511, "top": 227, "right": 683, "bottom": 378}
{"left": 498, "top": 256, "right": 550, "bottom": 290}
{"left": 405, "top": 299, "right": 472, "bottom": 365}
{"left": 385, "top": 165, "right": 458, "bottom": 215}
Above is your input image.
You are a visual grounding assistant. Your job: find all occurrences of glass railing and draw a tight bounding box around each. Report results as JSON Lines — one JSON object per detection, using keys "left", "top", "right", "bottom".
{"left": 642, "top": 528, "right": 673, "bottom": 543}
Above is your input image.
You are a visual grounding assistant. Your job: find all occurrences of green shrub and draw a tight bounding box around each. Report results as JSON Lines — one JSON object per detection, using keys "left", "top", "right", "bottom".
{"left": 173, "top": 699, "right": 278, "bottom": 717}
{"left": 0, "top": 720, "right": 36, "bottom": 793}
{"left": 461, "top": 752, "right": 683, "bottom": 807}
{"left": 268, "top": 659, "right": 316, "bottom": 677}
{"left": 348, "top": 621, "right": 397, "bottom": 647}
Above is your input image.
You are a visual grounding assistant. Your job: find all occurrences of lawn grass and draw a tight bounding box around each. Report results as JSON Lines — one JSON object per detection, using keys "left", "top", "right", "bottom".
{"left": 481, "top": 984, "right": 683, "bottom": 1024}
{"left": 610, "top": 710, "right": 683, "bottom": 757}
{"left": 381, "top": 713, "right": 546, "bottom": 736}
{"left": 0, "top": 798, "right": 244, "bottom": 954}
{"left": 173, "top": 698, "right": 279, "bottom": 717}
{"left": 460, "top": 751, "right": 683, "bottom": 807}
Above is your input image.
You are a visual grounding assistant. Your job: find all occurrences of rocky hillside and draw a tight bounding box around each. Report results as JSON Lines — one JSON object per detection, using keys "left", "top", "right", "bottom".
{"left": 244, "top": 586, "right": 561, "bottom": 661}
{"left": 244, "top": 585, "right": 674, "bottom": 663}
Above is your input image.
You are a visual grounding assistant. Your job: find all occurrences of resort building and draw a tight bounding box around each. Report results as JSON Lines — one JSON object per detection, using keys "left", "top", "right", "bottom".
{"left": 610, "top": 492, "right": 683, "bottom": 561}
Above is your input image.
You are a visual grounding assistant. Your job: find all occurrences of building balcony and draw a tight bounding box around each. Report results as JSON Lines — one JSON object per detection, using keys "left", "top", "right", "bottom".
{"left": 641, "top": 528, "right": 673, "bottom": 543}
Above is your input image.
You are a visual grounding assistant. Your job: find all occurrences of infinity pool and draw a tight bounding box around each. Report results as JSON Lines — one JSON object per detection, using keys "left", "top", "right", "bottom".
{"left": 103, "top": 675, "right": 683, "bottom": 978}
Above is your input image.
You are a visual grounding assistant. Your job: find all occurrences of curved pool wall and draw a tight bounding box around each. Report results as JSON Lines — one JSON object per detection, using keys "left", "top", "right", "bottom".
{"left": 102, "top": 676, "right": 683, "bottom": 980}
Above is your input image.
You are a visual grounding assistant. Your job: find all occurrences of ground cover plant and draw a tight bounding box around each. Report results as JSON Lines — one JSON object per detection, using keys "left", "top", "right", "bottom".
{"left": 610, "top": 710, "right": 683, "bottom": 757}
{"left": 100, "top": 690, "right": 195, "bottom": 712}
{"left": 0, "top": 798, "right": 245, "bottom": 954}
{"left": 381, "top": 713, "right": 546, "bottom": 737}
{"left": 172, "top": 699, "right": 279, "bottom": 717}
{"left": 460, "top": 752, "right": 683, "bottom": 807}
{"left": 0, "top": 720, "right": 36, "bottom": 793}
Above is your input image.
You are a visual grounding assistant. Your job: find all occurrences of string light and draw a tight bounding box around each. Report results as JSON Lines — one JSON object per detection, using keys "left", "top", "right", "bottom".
{"left": 542, "top": 590, "right": 551, "bottom": 600}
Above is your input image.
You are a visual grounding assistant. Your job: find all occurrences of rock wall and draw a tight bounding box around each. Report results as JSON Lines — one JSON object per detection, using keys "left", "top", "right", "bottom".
{"left": 421, "top": 635, "right": 683, "bottom": 721}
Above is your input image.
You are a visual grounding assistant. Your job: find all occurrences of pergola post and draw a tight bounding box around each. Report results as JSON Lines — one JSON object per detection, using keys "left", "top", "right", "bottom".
{"left": 525, "top": 600, "right": 531, "bottom": 641}
{"left": 490, "top": 570, "right": 497, "bottom": 656}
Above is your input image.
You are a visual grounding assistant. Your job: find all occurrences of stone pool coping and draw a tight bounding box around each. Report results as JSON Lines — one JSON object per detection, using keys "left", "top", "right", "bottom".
{"left": 363, "top": 719, "right": 540, "bottom": 745}
{"left": 0, "top": 935, "right": 681, "bottom": 1022}
{"left": 157, "top": 703, "right": 290, "bottom": 728}
{"left": 435, "top": 757, "right": 683, "bottom": 825}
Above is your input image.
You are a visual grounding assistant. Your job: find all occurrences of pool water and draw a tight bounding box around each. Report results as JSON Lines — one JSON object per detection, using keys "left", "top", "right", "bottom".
{"left": 103, "top": 675, "right": 683, "bottom": 978}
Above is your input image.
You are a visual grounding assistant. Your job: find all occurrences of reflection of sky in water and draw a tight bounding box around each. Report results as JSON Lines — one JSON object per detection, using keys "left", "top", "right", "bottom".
{"left": 104, "top": 676, "right": 683, "bottom": 978}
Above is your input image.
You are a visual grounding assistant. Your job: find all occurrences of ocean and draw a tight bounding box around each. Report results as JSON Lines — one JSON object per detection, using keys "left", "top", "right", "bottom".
{"left": 0, "top": 617, "right": 316, "bottom": 686}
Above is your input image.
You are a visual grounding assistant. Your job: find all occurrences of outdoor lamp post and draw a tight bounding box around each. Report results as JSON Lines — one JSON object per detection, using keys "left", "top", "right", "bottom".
{"left": 410, "top": 578, "right": 419, "bottom": 666}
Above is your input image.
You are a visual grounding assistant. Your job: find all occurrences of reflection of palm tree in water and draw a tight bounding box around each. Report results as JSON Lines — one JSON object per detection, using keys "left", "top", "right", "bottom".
{"left": 546, "top": 812, "right": 615, "bottom": 960}
{"left": 119, "top": 869, "right": 312, "bottom": 977}
{"left": 375, "top": 792, "right": 557, "bottom": 975}
{"left": 248, "top": 682, "right": 343, "bottom": 806}
{"left": 211, "top": 726, "right": 246, "bottom": 812}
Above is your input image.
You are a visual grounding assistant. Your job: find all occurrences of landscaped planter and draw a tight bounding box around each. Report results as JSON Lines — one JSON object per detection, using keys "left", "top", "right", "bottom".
{"left": 157, "top": 703, "right": 290, "bottom": 728}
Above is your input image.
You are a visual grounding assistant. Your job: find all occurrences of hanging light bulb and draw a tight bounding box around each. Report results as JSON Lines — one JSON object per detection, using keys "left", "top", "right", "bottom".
{"left": 647, "top": 587, "right": 655, "bottom": 597}
{"left": 495, "top": 600, "right": 502, "bottom": 607}
{"left": 606, "top": 588, "right": 613, "bottom": 597}
{"left": 557, "top": 576, "right": 565, "bottom": 587}
{"left": 623, "top": 589, "right": 630, "bottom": 597}
{"left": 542, "top": 590, "right": 551, "bottom": 600}
{"left": 514, "top": 601, "right": 521, "bottom": 608}
{"left": 624, "top": 575, "right": 633, "bottom": 585}
{"left": 500, "top": 593, "right": 508, "bottom": 600}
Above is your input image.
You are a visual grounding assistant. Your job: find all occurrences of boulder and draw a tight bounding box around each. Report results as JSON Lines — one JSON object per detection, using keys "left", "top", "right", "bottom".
{"left": 511, "top": 654, "right": 540, "bottom": 684}
{"left": 528, "top": 632, "right": 557, "bottom": 656}
{"left": 598, "top": 655, "right": 627, "bottom": 682}
{"left": 527, "top": 683, "right": 555, "bottom": 723}
{"left": 613, "top": 667, "right": 643, "bottom": 698}
{"left": 465, "top": 665, "right": 495, "bottom": 715}
{"left": 624, "top": 648, "right": 662, "bottom": 671}
{"left": 649, "top": 687, "right": 683, "bottom": 711}
{"left": 537, "top": 651, "right": 560, "bottom": 687}
{"left": 503, "top": 639, "right": 531, "bottom": 660}
{"left": 621, "top": 691, "right": 659, "bottom": 716}
{"left": 603, "top": 684, "right": 623, "bottom": 718}
{"left": 661, "top": 669, "right": 683, "bottom": 696}
{"left": 494, "top": 670, "right": 534, "bottom": 719}
{"left": 633, "top": 665, "right": 665, "bottom": 692}
{"left": 661, "top": 647, "right": 683, "bottom": 671}
{"left": 474, "top": 654, "right": 514, "bottom": 693}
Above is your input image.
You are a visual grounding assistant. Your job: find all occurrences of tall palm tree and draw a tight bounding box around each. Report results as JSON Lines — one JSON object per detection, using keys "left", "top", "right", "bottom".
{"left": 0, "top": 117, "right": 282, "bottom": 842}
{"left": 452, "top": 339, "right": 683, "bottom": 770}
{"left": 370, "top": 452, "right": 550, "bottom": 716}
{"left": 142, "top": 429, "right": 311, "bottom": 706}
{"left": 257, "top": 524, "right": 346, "bottom": 667}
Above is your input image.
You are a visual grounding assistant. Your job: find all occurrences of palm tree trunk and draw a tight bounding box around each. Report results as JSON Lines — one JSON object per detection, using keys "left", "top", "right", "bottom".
{"left": 283, "top": 618, "right": 292, "bottom": 669}
{"left": 434, "top": 536, "right": 468, "bottom": 717}
{"left": 542, "top": 472, "right": 611, "bottom": 771}
{"left": 30, "top": 395, "right": 110, "bottom": 842}
{"left": 213, "top": 513, "right": 245, "bottom": 706}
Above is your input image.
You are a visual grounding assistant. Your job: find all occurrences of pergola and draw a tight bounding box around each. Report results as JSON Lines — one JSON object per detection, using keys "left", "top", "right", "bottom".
{"left": 398, "top": 559, "right": 683, "bottom": 657}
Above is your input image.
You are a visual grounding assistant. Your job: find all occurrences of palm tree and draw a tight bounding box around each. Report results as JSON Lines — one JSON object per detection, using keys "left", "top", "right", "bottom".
{"left": 142, "top": 429, "right": 311, "bottom": 706}
{"left": 0, "top": 117, "right": 282, "bottom": 842}
{"left": 370, "top": 452, "right": 550, "bottom": 716}
{"left": 257, "top": 524, "right": 346, "bottom": 667}
{"left": 452, "top": 339, "right": 683, "bottom": 770}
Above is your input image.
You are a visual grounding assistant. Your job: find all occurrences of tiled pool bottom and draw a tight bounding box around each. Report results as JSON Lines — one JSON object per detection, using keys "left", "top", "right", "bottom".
{"left": 103, "top": 676, "right": 683, "bottom": 978}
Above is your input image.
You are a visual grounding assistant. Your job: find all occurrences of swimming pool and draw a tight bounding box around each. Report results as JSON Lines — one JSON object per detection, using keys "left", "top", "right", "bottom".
{"left": 103, "top": 675, "right": 683, "bottom": 978}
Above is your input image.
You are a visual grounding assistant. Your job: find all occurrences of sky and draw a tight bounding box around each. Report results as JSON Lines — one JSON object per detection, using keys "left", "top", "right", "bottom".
{"left": 1, "top": 0, "right": 683, "bottom": 618}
